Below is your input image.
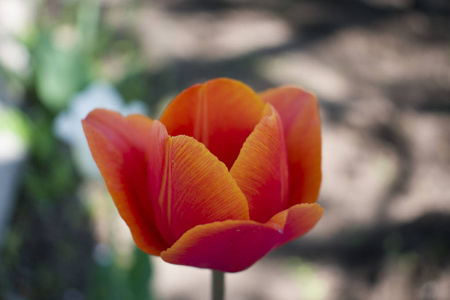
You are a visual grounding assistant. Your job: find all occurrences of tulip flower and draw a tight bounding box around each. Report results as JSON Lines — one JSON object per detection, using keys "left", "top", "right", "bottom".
{"left": 82, "top": 78, "right": 323, "bottom": 274}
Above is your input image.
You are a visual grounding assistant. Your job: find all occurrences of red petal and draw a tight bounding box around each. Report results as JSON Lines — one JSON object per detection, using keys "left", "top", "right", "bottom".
{"left": 271, "top": 203, "right": 324, "bottom": 247}
{"left": 259, "top": 87, "right": 322, "bottom": 206}
{"left": 161, "top": 204, "right": 322, "bottom": 272}
{"left": 150, "top": 134, "right": 250, "bottom": 245}
{"left": 160, "top": 78, "right": 264, "bottom": 169}
{"left": 82, "top": 109, "right": 168, "bottom": 255}
{"left": 160, "top": 219, "right": 281, "bottom": 272}
{"left": 230, "top": 104, "right": 289, "bottom": 223}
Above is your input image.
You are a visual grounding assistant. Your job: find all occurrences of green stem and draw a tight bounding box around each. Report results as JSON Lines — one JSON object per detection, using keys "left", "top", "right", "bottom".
{"left": 212, "top": 270, "right": 225, "bottom": 300}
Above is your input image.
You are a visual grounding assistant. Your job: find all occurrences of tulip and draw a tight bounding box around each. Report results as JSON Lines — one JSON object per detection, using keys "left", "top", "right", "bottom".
{"left": 82, "top": 78, "right": 323, "bottom": 273}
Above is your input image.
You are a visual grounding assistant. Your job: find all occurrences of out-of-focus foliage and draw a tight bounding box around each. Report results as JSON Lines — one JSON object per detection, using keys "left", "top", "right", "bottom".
{"left": 34, "top": 31, "right": 92, "bottom": 112}
{"left": 30, "top": 1, "right": 100, "bottom": 111}
{"left": 0, "top": 108, "right": 32, "bottom": 145}
{"left": 89, "top": 247, "right": 155, "bottom": 300}
{"left": 0, "top": 0, "right": 154, "bottom": 299}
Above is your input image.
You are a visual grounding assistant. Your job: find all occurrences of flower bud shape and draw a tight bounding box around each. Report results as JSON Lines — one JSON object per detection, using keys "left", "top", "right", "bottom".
{"left": 82, "top": 78, "right": 323, "bottom": 272}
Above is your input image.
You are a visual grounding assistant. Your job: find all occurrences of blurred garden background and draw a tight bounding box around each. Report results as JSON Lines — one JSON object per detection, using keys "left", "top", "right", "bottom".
{"left": 1, "top": 0, "right": 450, "bottom": 299}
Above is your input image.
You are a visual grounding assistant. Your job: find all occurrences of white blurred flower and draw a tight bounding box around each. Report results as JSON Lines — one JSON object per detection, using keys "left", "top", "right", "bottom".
{"left": 0, "top": 0, "right": 34, "bottom": 77}
{"left": 0, "top": 0, "right": 34, "bottom": 37}
{"left": 54, "top": 81, "right": 148, "bottom": 178}
{"left": 0, "top": 38, "right": 30, "bottom": 75}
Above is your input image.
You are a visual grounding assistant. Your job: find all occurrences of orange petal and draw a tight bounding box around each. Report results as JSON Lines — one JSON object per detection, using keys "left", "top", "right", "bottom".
{"left": 230, "top": 104, "right": 289, "bottom": 223}
{"left": 82, "top": 109, "right": 168, "bottom": 255}
{"left": 160, "top": 78, "right": 265, "bottom": 169}
{"left": 161, "top": 203, "right": 323, "bottom": 272}
{"left": 145, "top": 119, "right": 174, "bottom": 246}
{"left": 151, "top": 134, "right": 250, "bottom": 244}
{"left": 259, "top": 87, "right": 322, "bottom": 206}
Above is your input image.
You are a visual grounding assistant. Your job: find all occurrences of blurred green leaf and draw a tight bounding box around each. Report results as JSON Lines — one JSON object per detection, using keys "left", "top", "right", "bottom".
{"left": 88, "top": 246, "right": 155, "bottom": 300}
{"left": 77, "top": 0, "right": 101, "bottom": 54}
{"left": 127, "top": 247, "right": 154, "bottom": 300}
{"left": 29, "top": 114, "right": 56, "bottom": 161}
{"left": 117, "top": 70, "right": 148, "bottom": 103}
{"left": 35, "top": 34, "right": 90, "bottom": 112}
{"left": 0, "top": 108, "right": 32, "bottom": 145}
{"left": 22, "top": 111, "right": 77, "bottom": 202}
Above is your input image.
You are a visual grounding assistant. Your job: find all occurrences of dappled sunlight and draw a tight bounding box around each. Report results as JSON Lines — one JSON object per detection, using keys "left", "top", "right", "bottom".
{"left": 1, "top": 0, "right": 450, "bottom": 299}
{"left": 137, "top": 7, "right": 292, "bottom": 66}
